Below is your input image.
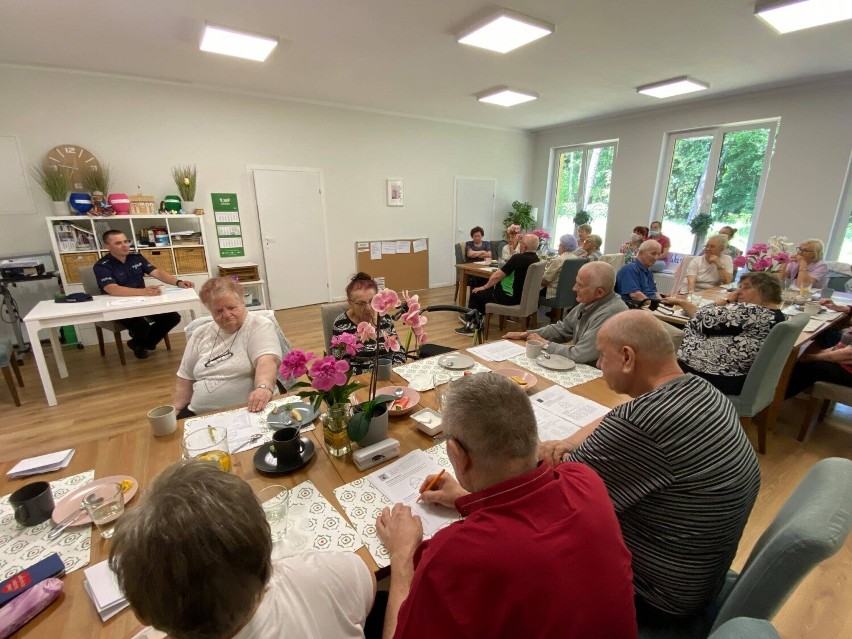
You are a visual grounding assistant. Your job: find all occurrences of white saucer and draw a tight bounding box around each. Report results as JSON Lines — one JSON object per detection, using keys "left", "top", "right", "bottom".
{"left": 438, "top": 353, "right": 475, "bottom": 370}
{"left": 535, "top": 354, "right": 576, "bottom": 371}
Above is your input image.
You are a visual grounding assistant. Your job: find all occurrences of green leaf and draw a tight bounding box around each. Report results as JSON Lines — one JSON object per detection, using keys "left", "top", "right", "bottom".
{"left": 347, "top": 412, "right": 370, "bottom": 442}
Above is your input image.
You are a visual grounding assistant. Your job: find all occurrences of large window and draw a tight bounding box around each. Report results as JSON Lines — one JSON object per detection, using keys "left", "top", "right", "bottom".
{"left": 827, "top": 155, "right": 852, "bottom": 264}
{"left": 548, "top": 142, "right": 616, "bottom": 250}
{"left": 656, "top": 122, "right": 777, "bottom": 254}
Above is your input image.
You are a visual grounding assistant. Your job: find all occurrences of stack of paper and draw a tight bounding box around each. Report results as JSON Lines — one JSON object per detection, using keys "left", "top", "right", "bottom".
{"left": 83, "top": 560, "right": 129, "bottom": 622}
{"left": 466, "top": 340, "right": 526, "bottom": 362}
{"left": 530, "top": 386, "right": 611, "bottom": 441}
{"left": 6, "top": 449, "right": 74, "bottom": 478}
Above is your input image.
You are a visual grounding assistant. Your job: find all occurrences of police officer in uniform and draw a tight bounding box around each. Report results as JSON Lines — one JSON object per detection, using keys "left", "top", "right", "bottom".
{"left": 93, "top": 230, "right": 195, "bottom": 359}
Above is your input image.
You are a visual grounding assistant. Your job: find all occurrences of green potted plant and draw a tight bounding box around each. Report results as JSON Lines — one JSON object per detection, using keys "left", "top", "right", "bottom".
{"left": 688, "top": 213, "right": 713, "bottom": 254}
{"left": 503, "top": 200, "right": 536, "bottom": 230}
{"left": 31, "top": 166, "right": 70, "bottom": 215}
{"left": 171, "top": 165, "right": 197, "bottom": 212}
{"left": 81, "top": 164, "right": 112, "bottom": 196}
{"left": 573, "top": 209, "right": 592, "bottom": 227}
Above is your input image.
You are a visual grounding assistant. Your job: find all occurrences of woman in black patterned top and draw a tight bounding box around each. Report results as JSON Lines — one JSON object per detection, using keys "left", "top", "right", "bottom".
{"left": 332, "top": 272, "right": 407, "bottom": 375}
{"left": 667, "top": 272, "right": 785, "bottom": 395}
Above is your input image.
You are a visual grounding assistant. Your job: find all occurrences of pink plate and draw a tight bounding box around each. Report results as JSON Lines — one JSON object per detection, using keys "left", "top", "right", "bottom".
{"left": 51, "top": 475, "right": 139, "bottom": 526}
{"left": 493, "top": 368, "right": 537, "bottom": 392}
{"left": 381, "top": 386, "right": 421, "bottom": 417}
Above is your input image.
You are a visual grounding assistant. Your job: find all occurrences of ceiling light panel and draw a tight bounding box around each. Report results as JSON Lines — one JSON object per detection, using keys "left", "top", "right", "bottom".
{"left": 457, "top": 9, "right": 555, "bottom": 53}
{"left": 476, "top": 87, "right": 538, "bottom": 107}
{"left": 200, "top": 24, "right": 278, "bottom": 62}
{"left": 755, "top": 0, "right": 852, "bottom": 34}
{"left": 636, "top": 76, "right": 709, "bottom": 99}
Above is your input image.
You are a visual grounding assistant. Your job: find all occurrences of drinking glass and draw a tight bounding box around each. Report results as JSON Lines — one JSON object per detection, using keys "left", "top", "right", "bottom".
{"left": 184, "top": 426, "right": 232, "bottom": 472}
{"left": 257, "top": 485, "right": 289, "bottom": 541}
{"left": 83, "top": 482, "right": 125, "bottom": 539}
{"left": 433, "top": 372, "right": 453, "bottom": 414}
{"left": 798, "top": 282, "right": 812, "bottom": 300}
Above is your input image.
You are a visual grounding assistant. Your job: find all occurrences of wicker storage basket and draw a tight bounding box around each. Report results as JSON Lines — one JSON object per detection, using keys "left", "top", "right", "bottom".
{"left": 139, "top": 249, "right": 175, "bottom": 275}
{"left": 217, "top": 264, "right": 259, "bottom": 281}
{"left": 175, "top": 247, "right": 208, "bottom": 274}
{"left": 60, "top": 252, "right": 100, "bottom": 284}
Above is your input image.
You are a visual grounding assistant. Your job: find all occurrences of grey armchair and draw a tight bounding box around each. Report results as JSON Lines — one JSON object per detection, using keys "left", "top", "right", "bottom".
{"left": 724, "top": 312, "right": 808, "bottom": 454}
{"left": 707, "top": 618, "right": 780, "bottom": 639}
{"left": 483, "top": 260, "right": 546, "bottom": 340}
{"left": 639, "top": 457, "right": 852, "bottom": 639}
{"left": 320, "top": 301, "right": 349, "bottom": 353}
{"left": 540, "top": 258, "right": 587, "bottom": 322}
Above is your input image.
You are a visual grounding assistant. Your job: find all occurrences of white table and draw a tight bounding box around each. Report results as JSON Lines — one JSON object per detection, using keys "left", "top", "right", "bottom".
{"left": 23, "top": 288, "right": 201, "bottom": 406}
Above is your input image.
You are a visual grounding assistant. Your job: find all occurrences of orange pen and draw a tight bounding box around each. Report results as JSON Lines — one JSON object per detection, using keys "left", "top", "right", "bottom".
{"left": 416, "top": 469, "right": 445, "bottom": 503}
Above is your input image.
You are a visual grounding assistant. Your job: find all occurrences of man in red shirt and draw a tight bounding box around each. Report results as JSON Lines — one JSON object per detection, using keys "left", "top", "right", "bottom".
{"left": 375, "top": 373, "right": 637, "bottom": 639}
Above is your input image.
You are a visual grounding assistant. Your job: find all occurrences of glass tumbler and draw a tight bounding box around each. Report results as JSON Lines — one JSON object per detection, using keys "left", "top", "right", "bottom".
{"left": 184, "top": 426, "right": 232, "bottom": 472}
{"left": 83, "top": 482, "right": 125, "bottom": 539}
{"left": 257, "top": 485, "right": 289, "bottom": 541}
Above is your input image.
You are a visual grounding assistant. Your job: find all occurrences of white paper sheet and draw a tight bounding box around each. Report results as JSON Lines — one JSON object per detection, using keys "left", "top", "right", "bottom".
{"left": 356, "top": 242, "right": 369, "bottom": 252}
{"left": 370, "top": 242, "right": 382, "bottom": 260}
{"left": 532, "top": 403, "right": 582, "bottom": 441}
{"left": 467, "top": 340, "right": 526, "bottom": 362}
{"left": 395, "top": 240, "right": 411, "bottom": 253}
{"left": 412, "top": 239, "right": 427, "bottom": 253}
{"left": 530, "top": 385, "right": 610, "bottom": 428}
{"left": 367, "top": 449, "right": 458, "bottom": 537}
{"left": 381, "top": 241, "right": 397, "bottom": 255}
{"left": 7, "top": 449, "right": 74, "bottom": 477}
{"left": 106, "top": 297, "right": 148, "bottom": 306}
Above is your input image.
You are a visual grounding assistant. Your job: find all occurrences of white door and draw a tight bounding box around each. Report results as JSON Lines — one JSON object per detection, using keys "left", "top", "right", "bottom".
{"left": 455, "top": 177, "right": 497, "bottom": 244}
{"left": 252, "top": 168, "right": 329, "bottom": 309}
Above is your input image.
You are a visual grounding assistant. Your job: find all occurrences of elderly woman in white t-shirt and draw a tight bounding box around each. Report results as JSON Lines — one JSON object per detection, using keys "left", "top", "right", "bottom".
{"left": 173, "top": 277, "right": 282, "bottom": 418}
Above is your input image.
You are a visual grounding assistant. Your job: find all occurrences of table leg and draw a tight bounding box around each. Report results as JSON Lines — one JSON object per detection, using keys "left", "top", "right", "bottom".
{"left": 49, "top": 328, "right": 68, "bottom": 378}
{"left": 25, "top": 322, "right": 58, "bottom": 406}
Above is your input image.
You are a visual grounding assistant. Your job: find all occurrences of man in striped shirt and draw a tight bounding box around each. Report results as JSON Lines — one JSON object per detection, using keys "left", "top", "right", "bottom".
{"left": 540, "top": 311, "right": 761, "bottom": 622}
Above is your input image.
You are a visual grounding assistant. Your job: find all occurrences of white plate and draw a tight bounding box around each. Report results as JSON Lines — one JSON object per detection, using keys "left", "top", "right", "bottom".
{"left": 535, "top": 354, "right": 576, "bottom": 371}
{"left": 438, "top": 353, "right": 475, "bottom": 370}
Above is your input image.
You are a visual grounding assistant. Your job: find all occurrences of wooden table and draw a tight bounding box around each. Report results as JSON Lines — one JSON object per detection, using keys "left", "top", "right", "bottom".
{"left": 455, "top": 262, "right": 495, "bottom": 307}
{"left": 0, "top": 348, "right": 628, "bottom": 637}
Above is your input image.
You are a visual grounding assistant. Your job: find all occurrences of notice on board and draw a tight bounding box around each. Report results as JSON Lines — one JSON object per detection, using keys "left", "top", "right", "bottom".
{"left": 412, "top": 239, "right": 427, "bottom": 253}
{"left": 381, "top": 241, "right": 396, "bottom": 255}
{"left": 356, "top": 242, "right": 370, "bottom": 252}
{"left": 396, "top": 241, "right": 411, "bottom": 253}
{"left": 370, "top": 242, "right": 382, "bottom": 260}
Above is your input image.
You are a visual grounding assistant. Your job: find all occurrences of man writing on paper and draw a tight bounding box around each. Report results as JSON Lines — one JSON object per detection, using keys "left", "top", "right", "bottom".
{"left": 93, "top": 230, "right": 194, "bottom": 359}
{"left": 539, "top": 311, "right": 760, "bottom": 625}
{"left": 375, "top": 374, "right": 637, "bottom": 638}
{"left": 504, "top": 261, "right": 627, "bottom": 364}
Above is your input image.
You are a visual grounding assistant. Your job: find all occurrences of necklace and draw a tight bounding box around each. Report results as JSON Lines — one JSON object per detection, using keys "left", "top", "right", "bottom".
{"left": 204, "top": 325, "right": 242, "bottom": 367}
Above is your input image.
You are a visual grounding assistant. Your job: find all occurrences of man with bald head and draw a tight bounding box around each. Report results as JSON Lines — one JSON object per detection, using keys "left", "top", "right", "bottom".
{"left": 615, "top": 239, "right": 663, "bottom": 303}
{"left": 458, "top": 233, "right": 540, "bottom": 334}
{"left": 540, "top": 311, "right": 760, "bottom": 624}
{"left": 504, "top": 261, "right": 627, "bottom": 364}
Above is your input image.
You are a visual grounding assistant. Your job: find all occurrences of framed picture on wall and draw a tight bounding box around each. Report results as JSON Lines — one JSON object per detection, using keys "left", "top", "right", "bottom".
{"left": 387, "top": 179, "right": 404, "bottom": 207}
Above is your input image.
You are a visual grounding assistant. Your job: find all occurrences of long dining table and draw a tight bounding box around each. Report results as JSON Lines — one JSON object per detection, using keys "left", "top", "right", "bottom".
{"left": 0, "top": 346, "right": 629, "bottom": 638}
{"left": 455, "top": 261, "right": 498, "bottom": 307}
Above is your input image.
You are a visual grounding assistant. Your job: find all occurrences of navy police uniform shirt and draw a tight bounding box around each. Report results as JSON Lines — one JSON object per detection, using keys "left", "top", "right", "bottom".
{"left": 93, "top": 253, "right": 156, "bottom": 292}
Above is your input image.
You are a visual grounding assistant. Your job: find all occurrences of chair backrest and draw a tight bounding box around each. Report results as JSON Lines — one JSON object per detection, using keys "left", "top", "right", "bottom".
{"left": 670, "top": 254, "right": 699, "bottom": 295}
{"left": 599, "top": 253, "right": 626, "bottom": 275}
{"left": 79, "top": 266, "right": 103, "bottom": 297}
{"left": 709, "top": 618, "right": 781, "bottom": 639}
{"left": 493, "top": 239, "right": 507, "bottom": 260}
{"left": 730, "top": 313, "right": 808, "bottom": 416}
{"left": 455, "top": 242, "right": 465, "bottom": 284}
{"left": 516, "top": 260, "right": 547, "bottom": 316}
{"left": 320, "top": 301, "right": 350, "bottom": 352}
{"left": 547, "top": 258, "right": 588, "bottom": 308}
{"left": 711, "top": 457, "right": 852, "bottom": 630}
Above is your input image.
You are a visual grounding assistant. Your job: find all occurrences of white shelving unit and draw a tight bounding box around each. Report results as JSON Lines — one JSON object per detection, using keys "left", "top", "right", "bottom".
{"left": 240, "top": 279, "right": 268, "bottom": 311}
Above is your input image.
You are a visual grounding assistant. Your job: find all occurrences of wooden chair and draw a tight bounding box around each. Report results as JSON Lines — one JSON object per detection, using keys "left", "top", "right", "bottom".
{"left": 798, "top": 381, "right": 852, "bottom": 441}
{"left": 0, "top": 338, "right": 24, "bottom": 406}
{"left": 79, "top": 266, "right": 171, "bottom": 365}
{"left": 483, "top": 260, "right": 547, "bottom": 340}
{"left": 453, "top": 242, "right": 466, "bottom": 302}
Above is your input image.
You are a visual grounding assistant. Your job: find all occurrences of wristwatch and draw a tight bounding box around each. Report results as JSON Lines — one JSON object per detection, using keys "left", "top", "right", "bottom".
{"left": 175, "top": 279, "right": 184, "bottom": 286}
{"left": 255, "top": 384, "right": 274, "bottom": 394}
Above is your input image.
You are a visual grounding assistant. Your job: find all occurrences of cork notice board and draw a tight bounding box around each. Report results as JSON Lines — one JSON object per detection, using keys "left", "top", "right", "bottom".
{"left": 355, "top": 239, "right": 429, "bottom": 292}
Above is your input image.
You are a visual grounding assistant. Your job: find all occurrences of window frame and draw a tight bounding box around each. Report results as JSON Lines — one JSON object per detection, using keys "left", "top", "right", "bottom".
{"left": 651, "top": 120, "right": 779, "bottom": 250}
{"left": 826, "top": 151, "right": 852, "bottom": 262}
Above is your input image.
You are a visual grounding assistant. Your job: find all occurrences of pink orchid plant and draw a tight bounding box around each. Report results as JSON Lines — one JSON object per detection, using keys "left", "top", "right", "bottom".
{"left": 531, "top": 229, "right": 550, "bottom": 241}
{"left": 278, "top": 287, "right": 428, "bottom": 443}
{"left": 732, "top": 242, "right": 791, "bottom": 273}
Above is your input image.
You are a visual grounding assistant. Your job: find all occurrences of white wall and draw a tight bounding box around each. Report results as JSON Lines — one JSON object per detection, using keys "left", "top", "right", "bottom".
{"left": 0, "top": 67, "right": 532, "bottom": 304}
{"left": 531, "top": 77, "right": 852, "bottom": 254}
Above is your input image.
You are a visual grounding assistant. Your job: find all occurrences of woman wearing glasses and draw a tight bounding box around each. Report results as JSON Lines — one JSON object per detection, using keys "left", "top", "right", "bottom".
{"left": 332, "top": 272, "right": 406, "bottom": 374}
{"left": 173, "top": 278, "right": 282, "bottom": 418}
{"left": 785, "top": 238, "right": 828, "bottom": 289}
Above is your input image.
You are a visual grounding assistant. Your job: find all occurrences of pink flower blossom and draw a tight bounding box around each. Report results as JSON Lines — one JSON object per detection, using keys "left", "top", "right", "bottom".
{"left": 309, "top": 356, "right": 350, "bottom": 392}
{"left": 279, "top": 349, "right": 314, "bottom": 379}
{"left": 416, "top": 330, "right": 428, "bottom": 345}
{"left": 383, "top": 332, "right": 400, "bottom": 352}
{"left": 751, "top": 243, "right": 769, "bottom": 252}
{"left": 401, "top": 306, "right": 426, "bottom": 329}
{"left": 507, "top": 224, "right": 521, "bottom": 234}
{"left": 356, "top": 321, "right": 376, "bottom": 342}
{"left": 732, "top": 255, "right": 748, "bottom": 268}
{"left": 330, "top": 333, "right": 362, "bottom": 357}
{"left": 774, "top": 252, "right": 791, "bottom": 264}
{"left": 532, "top": 229, "right": 550, "bottom": 240}
{"left": 751, "top": 257, "right": 772, "bottom": 271}
{"left": 370, "top": 288, "right": 400, "bottom": 314}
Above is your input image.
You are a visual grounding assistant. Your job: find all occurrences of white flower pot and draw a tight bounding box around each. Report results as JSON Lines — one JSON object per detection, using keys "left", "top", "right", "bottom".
{"left": 50, "top": 200, "right": 69, "bottom": 215}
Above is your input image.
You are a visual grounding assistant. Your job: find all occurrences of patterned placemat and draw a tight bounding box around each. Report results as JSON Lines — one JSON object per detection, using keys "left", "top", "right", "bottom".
{"left": 394, "top": 356, "right": 492, "bottom": 391}
{"left": 0, "top": 471, "right": 94, "bottom": 579}
{"left": 333, "top": 442, "right": 459, "bottom": 568}
{"left": 268, "top": 480, "right": 363, "bottom": 560}
{"left": 507, "top": 354, "right": 603, "bottom": 389}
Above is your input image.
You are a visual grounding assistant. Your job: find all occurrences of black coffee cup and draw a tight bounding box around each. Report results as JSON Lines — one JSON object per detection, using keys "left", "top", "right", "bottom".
{"left": 9, "top": 481, "right": 55, "bottom": 526}
{"left": 272, "top": 427, "right": 304, "bottom": 463}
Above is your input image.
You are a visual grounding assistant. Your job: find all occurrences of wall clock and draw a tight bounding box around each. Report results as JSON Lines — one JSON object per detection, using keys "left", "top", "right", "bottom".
{"left": 44, "top": 145, "right": 102, "bottom": 191}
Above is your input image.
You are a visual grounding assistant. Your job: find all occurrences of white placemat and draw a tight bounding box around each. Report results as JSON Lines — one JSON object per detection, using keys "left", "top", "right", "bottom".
{"left": 0, "top": 470, "right": 94, "bottom": 579}
{"left": 333, "top": 442, "right": 460, "bottom": 568}
{"left": 393, "top": 355, "right": 492, "bottom": 391}
{"left": 507, "top": 354, "right": 603, "bottom": 389}
{"left": 268, "top": 480, "right": 363, "bottom": 560}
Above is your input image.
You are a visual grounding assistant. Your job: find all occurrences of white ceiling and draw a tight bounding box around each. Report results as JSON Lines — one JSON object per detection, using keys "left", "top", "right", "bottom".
{"left": 3, "top": 0, "right": 852, "bottom": 131}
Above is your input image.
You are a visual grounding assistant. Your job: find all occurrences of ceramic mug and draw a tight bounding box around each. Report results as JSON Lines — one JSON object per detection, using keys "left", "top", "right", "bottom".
{"left": 272, "top": 427, "right": 304, "bottom": 462}
{"left": 377, "top": 358, "right": 392, "bottom": 381}
{"left": 526, "top": 341, "right": 543, "bottom": 359}
{"left": 803, "top": 301, "right": 821, "bottom": 316}
{"left": 10, "top": 481, "right": 55, "bottom": 526}
{"left": 147, "top": 405, "right": 177, "bottom": 436}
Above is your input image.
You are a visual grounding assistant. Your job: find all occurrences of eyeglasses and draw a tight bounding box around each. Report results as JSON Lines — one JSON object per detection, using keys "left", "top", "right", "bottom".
{"left": 204, "top": 350, "right": 234, "bottom": 367}
{"left": 348, "top": 299, "right": 371, "bottom": 308}
{"left": 796, "top": 247, "right": 813, "bottom": 253}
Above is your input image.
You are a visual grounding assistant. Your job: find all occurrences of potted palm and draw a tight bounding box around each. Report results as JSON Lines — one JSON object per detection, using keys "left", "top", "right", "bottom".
{"left": 31, "top": 166, "right": 70, "bottom": 215}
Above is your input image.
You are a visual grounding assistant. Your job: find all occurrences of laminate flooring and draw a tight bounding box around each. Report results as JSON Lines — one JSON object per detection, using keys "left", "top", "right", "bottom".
{"left": 1, "top": 286, "right": 850, "bottom": 638}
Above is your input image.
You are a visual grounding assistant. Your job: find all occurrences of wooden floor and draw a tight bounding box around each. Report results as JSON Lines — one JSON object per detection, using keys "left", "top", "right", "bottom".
{"left": 2, "top": 286, "right": 850, "bottom": 638}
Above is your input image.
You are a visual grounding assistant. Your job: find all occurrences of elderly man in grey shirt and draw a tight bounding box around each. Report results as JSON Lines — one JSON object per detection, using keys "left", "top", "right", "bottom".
{"left": 504, "top": 261, "right": 627, "bottom": 364}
